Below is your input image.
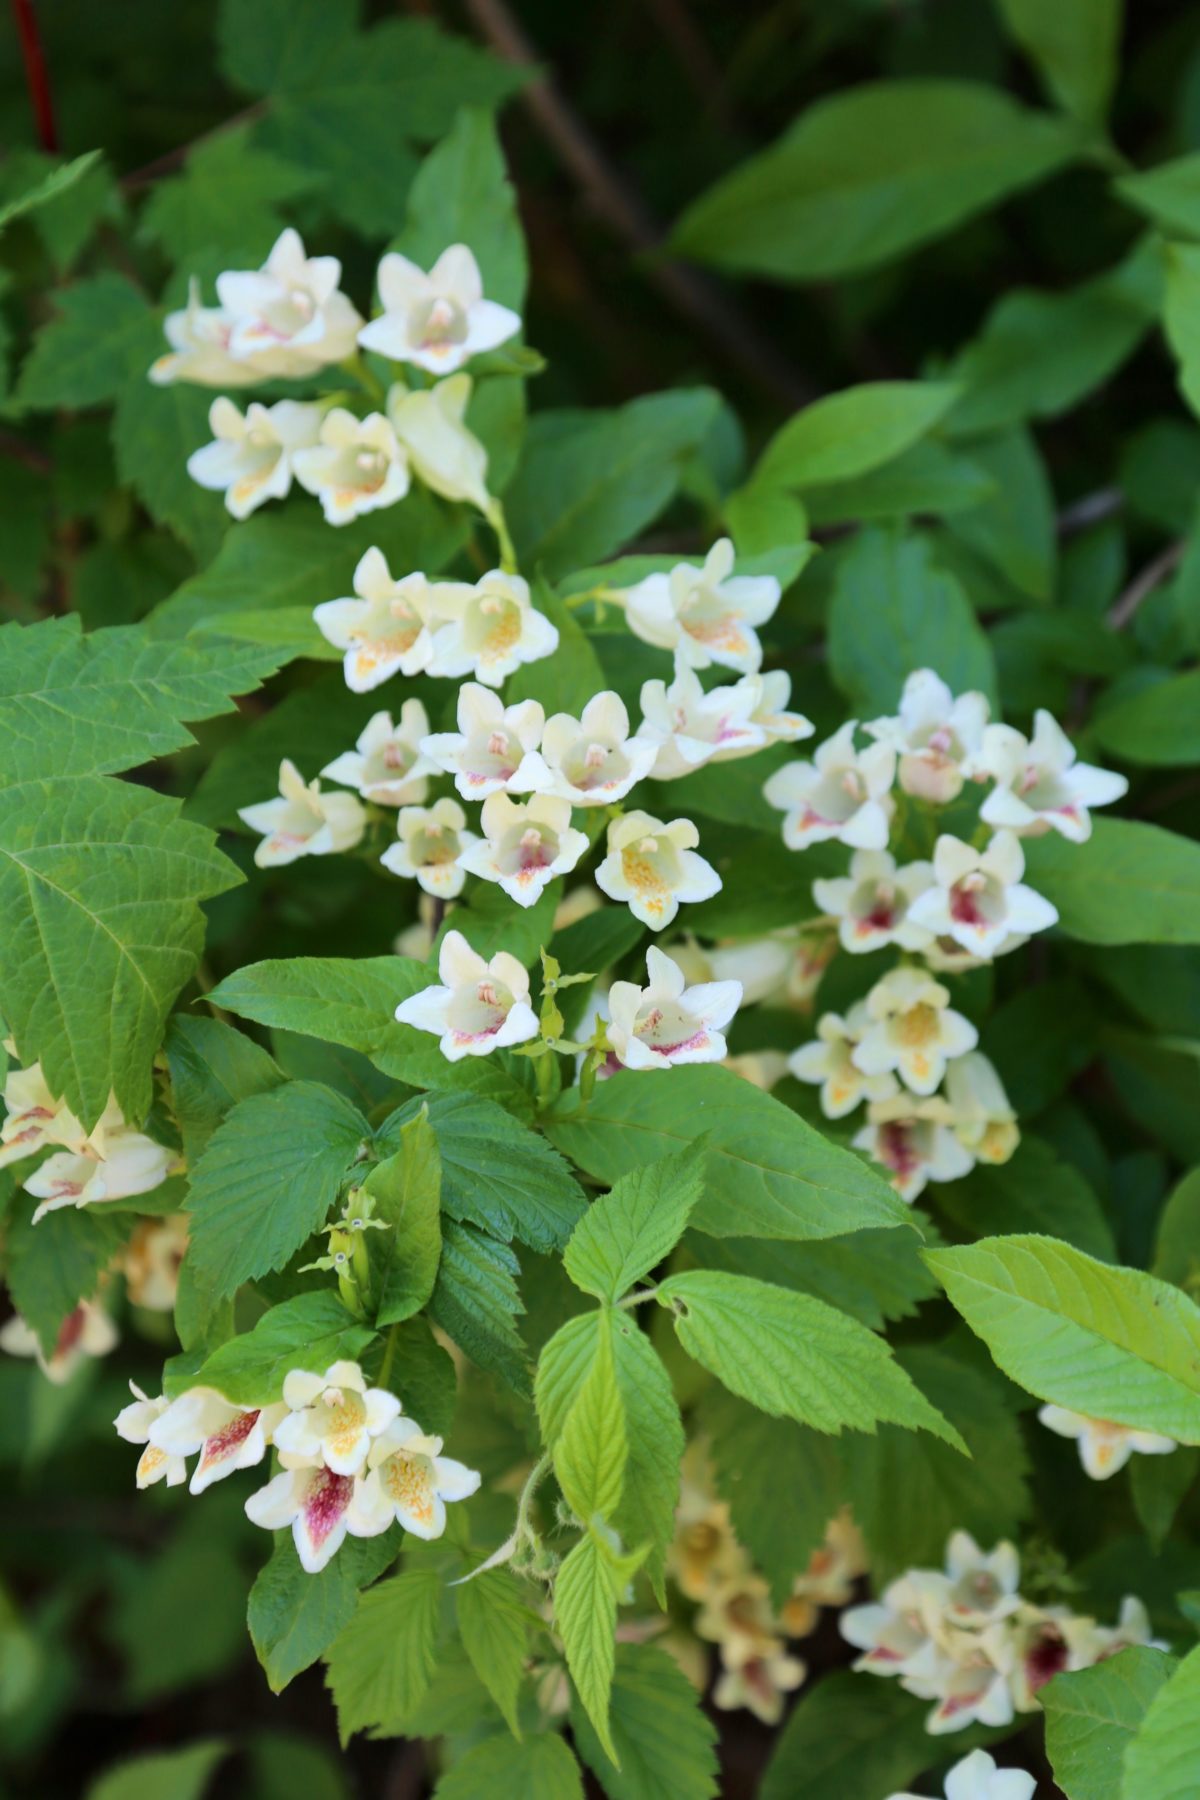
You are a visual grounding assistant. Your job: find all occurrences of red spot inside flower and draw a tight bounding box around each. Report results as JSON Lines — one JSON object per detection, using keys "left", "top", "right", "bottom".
{"left": 199, "top": 1409, "right": 260, "bottom": 1470}
{"left": 949, "top": 883, "right": 985, "bottom": 926}
{"left": 860, "top": 900, "right": 896, "bottom": 934}
{"left": 878, "top": 1123, "right": 920, "bottom": 1183}
{"left": 53, "top": 1307, "right": 86, "bottom": 1359}
{"left": 1025, "top": 1625, "right": 1069, "bottom": 1693}
{"left": 303, "top": 1468, "right": 354, "bottom": 1546}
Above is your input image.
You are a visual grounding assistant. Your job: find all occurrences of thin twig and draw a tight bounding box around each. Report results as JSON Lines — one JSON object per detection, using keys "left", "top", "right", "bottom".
{"left": 1057, "top": 487, "right": 1124, "bottom": 539}
{"left": 11, "top": 0, "right": 57, "bottom": 152}
{"left": 0, "top": 429, "right": 52, "bottom": 474}
{"left": 120, "top": 101, "right": 266, "bottom": 191}
{"left": 462, "top": 0, "right": 815, "bottom": 408}
{"left": 1108, "top": 538, "right": 1185, "bottom": 630}
{"left": 644, "top": 0, "right": 739, "bottom": 134}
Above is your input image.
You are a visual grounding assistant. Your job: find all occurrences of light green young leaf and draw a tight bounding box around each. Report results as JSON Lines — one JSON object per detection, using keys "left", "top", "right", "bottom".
{"left": 247, "top": 1531, "right": 399, "bottom": 1693}
{"left": 454, "top": 1571, "right": 538, "bottom": 1739}
{"left": 16, "top": 274, "right": 160, "bottom": 410}
{"left": 996, "top": 0, "right": 1122, "bottom": 126}
{"left": 554, "top": 1312, "right": 628, "bottom": 1524}
{"left": 173, "top": 1292, "right": 374, "bottom": 1404}
{"left": 1121, "top": 1642, "right": 1200, "bottom": 1799}
{"left": 186, "top": 1081, "right": 368, "bottom": 1300}
{"left": 432, "top": 1733, "right": 584, "bottom": 1800}
{"left": 0, "top": 776, "right": 239, "bottom": 1128}
{"left": 367, "top": 1110, "right": 442, "bottom": 1328}
{"left": 826, "top": 527, "right": 997, "bottom": 713}
{"left": 545, "top": 1065, "right": 912, "bottom": 1243}
{"left": 1024, "top": 819, "right": 1200, "bottom": 946}
{"left": 658, "top": 1270, "right": 965, "bottom": 1447}
{"left": 570, "top": 1641, "right": 719, "bottom": 1800}
{"left": 428, "top": 1219, "right": 529, "bottom": 1393}
{"left": 754, "top": 381, "right": 959, "bottom": 491}
{"left": 1045, "top": 1647, "right": 1178, "bottom": 1800}
{"left": 563, "top": 1143, "right": 708, "bottom": 1302}
{"left": 671, "top": 81, "right": 1081, "bottom": 281}
{"left": 926, "top": 1234, "right": 1200, "bottom": 1441}
{"left": 85, "top": 1743, "right": 228, "bottom": 1800}
{"left": 324, "top": 1568, "right": 444, "bottom": 1745}
{"left": 0, "top": 150, "right": 102, "bottom": 236}
{"left": 555, "top": 1531, "right": 644, "bottom": 1768}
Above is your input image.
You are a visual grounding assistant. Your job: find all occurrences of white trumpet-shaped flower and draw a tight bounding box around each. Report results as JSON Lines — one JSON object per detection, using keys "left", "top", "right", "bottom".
{"left": 148, "top": 1385, "right": 287, "bottom": 1495}
{"left": 313, "top": 548, "right": 441, "bottom": 692}
{"left": 887, "top": 1748, "right": 1037, "bottom": 1800}
{"left": 457, "top": 793, "right": 589, "bottom": 907}
{"left": 788, "top": 1005, "right": 900, "bottom": 1120}
{"left": 980, "top": 711, "right": 1127, "bottom": 843}
{"left": 637, "top": 658, "right": 766, "bottom": 780}
{"left": 388, "top": 376, "right": 491, "bottom": 514}
{"left": 186, "top": 397, "right": 322, "bottom": 519}
{"left": 149, "top": 280, "right": 259, "bottom": 387}
{"left": 712, "top": 1645, "right": 807, "bottom": 1726}
{"left": 595, "top": 810, "right": 721, "bottom": 931}
{"left": 215, "top": 229, "right": 361, "bottom": 375}
{"left": 623, "top": 539, "right": 780, "bottom": 674}
{"left": 27, "top": 1114, "right": 176, "bottom": 1224}
{"left": 0, "top": 1300, "right": 117, "bottom": 1384}
{"left": 358, "top": 245, "right": 521, "bottom": 374}
{"left": 272, "top": 1360, "right": 402, "bottom": 1477}
{"left": 294, "top": 408, "right": 410, "bottom": 525}
{"left": 420, "top": 684, "right": 549, "bottom": 799}
{"left": 394, "top": 930, "right": 539, "bottom": 1061}
{"left": 114, "top": 1383, "right": 188, "bottom": 1489}
{"left": 380, "top": 798, "right": 476, "bottom": 899}
{"left": 429, "top": 569, "right": 558, "bottom": 687}
{"left": 812, "top": 849, "right": 935, "bottom": 955}
{"left": 606, "top": 946, "right": 741, "bottom": 1070}
{"left": 321, "top": 704, "right": 437, "bottom": 807}
{"left": 867, "top": 669, "right": 990, "bottom": 804}
{"left": 354, "top": 1415, "right": 481, "bottom": 1539}
{"left": 945, "top": 1054, "right": 1019, "bottom": 1165}
{"left": 852, "top": 966, "right": 978, "bottom": 1097}
{"left": 0, "top": 1061, "right": 89, "bottom": 1170}
{"left": 711, "top": 669, "right": 814, "bottom": 760}
{"left": 765, "top": 723, "right": 895, "bottom": 852}
{"left": 906, "top": 832, "right": 1058, "bottom": 959}
{"left": 539, "top": 691, "right": 658, "bottom": 803}
{"left": 853, "top": 1094, "right": 975, "bottom": 1203}
{"left": 244, "top": 1464, "right": 384, "bottom": 1574}
{"left": 239, "top": 759, "right": 367, "bottom": 868}
{"left": 1037, "top": 1407, "right": 1178, "bottom": 1481}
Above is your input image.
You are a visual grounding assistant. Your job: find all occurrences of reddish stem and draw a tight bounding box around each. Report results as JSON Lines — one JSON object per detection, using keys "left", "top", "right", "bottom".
{"left": 11, "top": 0, "right": 58, "bottom": 153}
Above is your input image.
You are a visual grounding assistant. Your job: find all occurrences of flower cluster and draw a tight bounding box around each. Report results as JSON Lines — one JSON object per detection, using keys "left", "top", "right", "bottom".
{"left": 667, "top": 1448, "right": 866, "bottom": 1724}
{"left": 114, "top": 1358, "right": 479, "bottom": 1574}
{"left": 776, "top": 671, "right": 1127, "bottom": 1198}
{"left": 842, "top": 1530, "right": 1160, "bottom": 1735}
{"left": 0, "top": 1055, "right": 177, "bottom": 1223}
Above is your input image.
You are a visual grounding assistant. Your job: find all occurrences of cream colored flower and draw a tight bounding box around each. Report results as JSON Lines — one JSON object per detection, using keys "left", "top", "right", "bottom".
{"left": 980, "top": 711, "right": 1127, "bottom": 843}
{"left": 429, "top": 570, "right": 558, "bottom": 687}
{"left": 148, "top": 1386, "right": 287, "bottom": 1496}
{"left": 394, "top": 929, "right": 539, "bottom": 1061}
{"left": 238, "top": 759, "right": 367, "bottom": 867}
{"left": 606, "top": 945, "right": 741, "bottom": 1070}
{"left": 273, "top": 1360, "right": 401, "bottom": 1477}
{"left": 866, "top": 669, "right": 990, "bottom": 804}
{"left": 313, "top": 549, "right": 442, "bottom": 692}
{"left": 380, "top": 798, "right": 476, "bottom": 899}
{"left": 215, "top": 228, "right": 361, "bottom": 375}
{"left": 244, "top": 1464, "right": 384, "bottom": 1573}
{"left": 322, "top": 704, "right": 437, "bottom": 807}
{"left": 623, "top": 539, "right": 780, "bottom": 674}
{"left": 388, "top": 375, "right": 491, "bottom": 514}
{"left": 353, "top": 1416, "right": 481, "bottom": 1538}
{"left": 906, "top": 832, "right": 1058, "bottom": 959}
{"left": 420, "top": 683, "right": 549, "bottom": 800}
{"left": 26, "top": 1095, "right": 177, "bottom": 1224}
{"left": 637, "top": 657, "right": 766, "bottom": 779}
{"left": 186, "top": 397, "right": 322, "bottom": 519}
{"left": 359, "top": 245, "right": 520, "bottom": 374}
{"left": 945, "top": 1054, "right": 1019, "bottom": 1164}
{"left": 712, "top": 1645, "right": 806, "bottom": 1725}
{"left": 0, "top": 1061, "right": 89, "bottom": 1170}
{"left": 765, "top": 722, "right": 895, "bottom": 852}
{"left": 0, "top": 1299, "right": 117, "bottom": 1384}
{"left": 812, "top": 849, "right": 935, "bottom": 955}
{"left": 788, "top": 1005, "right": 899, "bottom": 1120}
{"left": 149, "top": 280, "right": 259, "bottom": 387}
{"left": 713, "top": 669, "right": 813, "bottom": 760}
{"left": 853, "top": 1094, "right": 975, "bottom": 1203}
{"left": 122, "top": 1215, "right": 189, "bottom": 1312}
{"left": 293, "top": 408, "right": 409, "bottom": 525}
{"left": 887, "top": 1747, "right": 1036, "bottom": 1800}
{"left": 114, "top": 1383, "right": 187, "bottom": 1489}
{"left": 457, "top": 793, "right": 589, "bottom": 907}
{"left": 852, "top": 966, "right": 978, "bottom": 1097}
{"left": 1037, "top": 1407, "right": 1177, "bottom": 1481}
{"left": 539, "top": 691, "right": 658, "bottom": 803}
{"left": 595, "top": 810, "right": 721, "bottom": 931}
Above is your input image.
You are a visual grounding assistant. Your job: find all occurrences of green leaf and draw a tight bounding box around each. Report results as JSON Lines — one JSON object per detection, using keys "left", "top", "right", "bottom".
{"left": 1024, "top": 819, "right": 1200, "bottom": 946}
{"left": 384, "top": 1093, "right": 585, "bottom": 1253}
{"left": 432, "top": 1734, "right": 585, "bottom": 1800}
{"left": 760, "top": 1672, "right": 946, "bottom": 1800}
{"left": 248, "top": 1530, "right": 399, "bottom": 1692}
{"left": 570, "top": 1642, "right": 719, "bottom": 1800}
{"left": 324, "top": 1567, "right": 443, "bottom": 1745}
{"left": 110, "top": 1524, "right": 247, "bottom": 1703}
{"left": 935, "top": 1136, "right": 1117, "bottom": 1261}
{"left": 394, "top": 106, "right": 527, "bottom": 310}
{"left": 16, "top": 274, "right": 160, "bottom": 410}
{"left": 186, "top": 1081, "right": 368, "bottom": 1300}
{"left": 564, "top": 1143, "right": 707, "bottom": 1302}
{"left": 943, "top": 241, "right": 1160, "bottom": 437}
{"left": 554, "top": 1311, "right": 628, "bottom": 1524}
{"left": 139, "top": 125, "right": 317, "bottom": 274}
{"left": 658, "top": 1270, "right": 964, "bottom": 1447}
{"left": 801, "top": 439, "right": 996, "bottom": 527}
{"left": 367, "top": 1111, "right": 442, "bottom": 1328}
{"left": 693, "top": 1223, "right": 939, "bottom": 1331}
{"left": 0, "top": 776, "right": 239, "bottom": 1127}
{"left": 85, "top": 1743, "right": 228, "bottom": 1800}
{"left": 943, "top": 427, "right": 1056, "bottom": 601}
{"left": 454, "top": 1571, "right": 537, "bottom": 1739}
{"left": 1131, "top": 1446, "right": 1200, "bottom": 1552}
{"left": 926, "top": 1234, "right": 1200, "bottom": 1442}
{"left": 1153, "top": 1168, "right": 1200, "bottom": 1293}
{"left": 1121, "top": 1642, "right": 1200, "bottom": 1799}
{"left": 177, "top": 1292, "right": 375, "bottom": 1404}
{"left": 0, "top": 150, "right": 103, "bottom": 237}
{"left": 164, "top": 1014, "right": 284, "bottom": 1167}
{"left": 1164, "top": 243, "right": 1200, "bottom": 419}
{"left": 827, "top": 527, "right": 998, "bottom": 713}
{"left": 556, "top": 1532, "right": 630, "bottom": 1767}
{"left": 546, "top": 1066, "right": 912, "bottom": 1243}
{"left": 1093, "top": 670, "right": 1200, "bottom": 765}
{"left": 371, "top": 1315, "right": 458, "bottom": 1438}
{"left": 754, "top": 382, "right": 959, "bottom": 490}
{"left": 4, "top": 1198, "right": 124, "bottom": 1357}
{"left": 505, "top": 392, "right": 720, "bottom": 580}
{"left": 113, "top": 379, "right": 227, "bottom": 559}
{"left": 671, "top": 81, "right": 1081, "bottom": 281}
{"left": 1045, "top": 1647, "right": 1178, "bottom": 1800}
{"left": 996, "top": 0, "right": 1122, "bottom": 125}
{"left": 429, "top": 1219, "right": 529, "bottom": 1393}
{"left": 0, "top": 616, "right": 280, "bottom": 782}
{"left": 209, "top": 956, "right": 534, "bottom": 1118}
{"left": 1119, "top": 155, "right": 1200, "bottom": 238}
